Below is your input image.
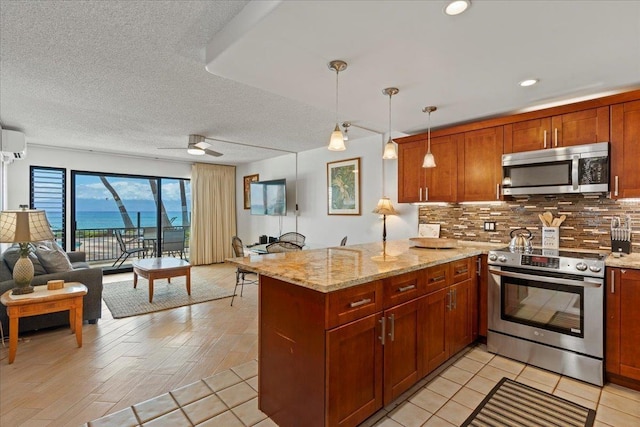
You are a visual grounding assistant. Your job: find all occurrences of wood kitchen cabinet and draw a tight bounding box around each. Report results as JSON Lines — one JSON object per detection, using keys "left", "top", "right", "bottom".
{"left": 260, "top": 257, "right": 479, "bottom": 427}
{"left": 503, "top": 107, "right": 609, "bottom": 153}
{"left": 458, "top": 126, "right": 504, "bottom": 202}
{"left": 424, "top": 257, "right": 476, "bottom": 374}
{"left": 606, "top": 268, "right": 640, "bottom": 389}
{"left": 397, "top": 134, "right": 459, "bottom": 203}
{"left": 610, "top": 100, "right": 640, "bottom": 199}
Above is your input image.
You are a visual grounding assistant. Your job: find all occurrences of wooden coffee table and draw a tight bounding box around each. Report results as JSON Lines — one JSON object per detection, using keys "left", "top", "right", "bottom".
{"left": 132, "top": 257, "right": 191, "bottom": 303}
{"left": 1, "top": 282, "right": 88, "bottom": 364}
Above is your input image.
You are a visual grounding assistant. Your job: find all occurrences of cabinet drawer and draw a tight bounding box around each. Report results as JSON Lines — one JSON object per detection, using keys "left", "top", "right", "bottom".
{"left": 426, "top": 264, "right": 449, "bottom": 294}
{"left": 451, "top": 258, "right": 473, "bottom": 284}
{"left": 327, "top": 281, "right": 383, "bottom": 329}
{"left": 383, "top": 271, "right": 424, "bottom": 309}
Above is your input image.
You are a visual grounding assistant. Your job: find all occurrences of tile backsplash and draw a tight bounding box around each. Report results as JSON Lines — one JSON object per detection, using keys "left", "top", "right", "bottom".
{"left": 418, "top": 195, "right": 640, "bottom": 253}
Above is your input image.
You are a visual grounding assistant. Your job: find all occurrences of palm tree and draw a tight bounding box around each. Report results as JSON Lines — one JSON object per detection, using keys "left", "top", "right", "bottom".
{"left": 148, "top": 179, "right": 172, "bottom": 228}
{"left": 99, "top": 176, "right": 134, "bottom": 228}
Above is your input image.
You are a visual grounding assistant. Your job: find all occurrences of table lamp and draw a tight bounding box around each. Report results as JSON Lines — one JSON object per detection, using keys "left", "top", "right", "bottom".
{"left": 372, "top": 197, "right": 398, "bottom": 243}
{"left": 0, "top": 208, "right": 55, "bottom": 294}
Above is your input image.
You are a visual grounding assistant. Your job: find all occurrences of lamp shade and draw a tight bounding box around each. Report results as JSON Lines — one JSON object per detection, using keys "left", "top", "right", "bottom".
{"left": 0, "top": 209, "right": 55, "bottom": 243}
{"left": 422, "top": 152, "right": 436, "bottom": 168}
{"left": 372, "top": 197, "right": 398, "bottom": 216}
{"left": 382, "top": 139, "right": 398, "bottom": 159}
{"left": 328, "top": 124, "right": 346, "bottom": 151}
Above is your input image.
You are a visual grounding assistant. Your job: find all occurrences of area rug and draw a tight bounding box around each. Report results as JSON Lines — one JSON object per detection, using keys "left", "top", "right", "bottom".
{"left": 462, "top": 377, "right": 596, "bottom": 427}
{"left": 102, "top": 277, "right": 234, "bottom": 319}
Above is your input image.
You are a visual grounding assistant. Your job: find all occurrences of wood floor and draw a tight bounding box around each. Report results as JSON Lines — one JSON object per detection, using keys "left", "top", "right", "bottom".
{"left": 0, "top": 263, "right": 258, "bottom": 427}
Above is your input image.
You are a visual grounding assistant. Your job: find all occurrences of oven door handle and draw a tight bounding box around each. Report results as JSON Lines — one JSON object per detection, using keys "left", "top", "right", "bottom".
{"left": 489, "top": 268, "right": 603, "bottom": 288}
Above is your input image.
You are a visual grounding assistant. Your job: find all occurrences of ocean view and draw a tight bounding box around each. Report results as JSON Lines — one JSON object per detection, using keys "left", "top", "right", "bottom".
{"left": 75, "top": 210, "right": 188, "bottom": 229}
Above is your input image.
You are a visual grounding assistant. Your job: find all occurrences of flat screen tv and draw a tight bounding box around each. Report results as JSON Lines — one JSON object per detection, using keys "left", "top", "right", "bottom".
{"left": 250, "top": 179, "right": 286, "bottom": 216}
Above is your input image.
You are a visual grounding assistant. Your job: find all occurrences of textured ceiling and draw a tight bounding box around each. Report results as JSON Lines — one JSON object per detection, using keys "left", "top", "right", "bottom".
{"left": 1, "top": 1, "right": 639, "bottom": 165}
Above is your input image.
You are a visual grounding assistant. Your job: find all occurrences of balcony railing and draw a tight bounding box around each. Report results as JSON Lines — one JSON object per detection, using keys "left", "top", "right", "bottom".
{"left": 74, "top": 226, "right": 190, "bottom": 267}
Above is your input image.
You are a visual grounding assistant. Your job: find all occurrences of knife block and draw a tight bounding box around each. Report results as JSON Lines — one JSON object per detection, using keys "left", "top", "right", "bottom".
{"left": 612, "top": 239, "right": 631, "bottom": 254}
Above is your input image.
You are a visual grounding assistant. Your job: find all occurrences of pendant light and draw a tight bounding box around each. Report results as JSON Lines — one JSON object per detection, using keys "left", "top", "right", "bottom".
{"left": 382, "top": 87, "right": 399, "bottom": 160}
{"left": 422, "top": 106, "right": 437, "bottom": 168}
{"left": 328, "top": 60, "right": 348, "bottom": 151}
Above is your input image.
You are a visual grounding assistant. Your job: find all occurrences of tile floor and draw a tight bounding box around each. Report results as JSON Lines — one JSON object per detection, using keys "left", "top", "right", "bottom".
{"left": 87, "top": 345, "right": 640, "bottom": 427}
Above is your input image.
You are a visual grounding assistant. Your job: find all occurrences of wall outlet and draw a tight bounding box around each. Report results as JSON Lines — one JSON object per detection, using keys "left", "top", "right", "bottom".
{"left": 484, "top": 221, "right": 496, "bottom": 231}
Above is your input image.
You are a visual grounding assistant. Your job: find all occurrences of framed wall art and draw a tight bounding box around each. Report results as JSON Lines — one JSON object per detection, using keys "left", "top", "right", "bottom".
{"left": 243, "top": 174, "right": 259, "bottom": 209}
{"left": 327, "top": 157, "right": 360, "bottom": 215}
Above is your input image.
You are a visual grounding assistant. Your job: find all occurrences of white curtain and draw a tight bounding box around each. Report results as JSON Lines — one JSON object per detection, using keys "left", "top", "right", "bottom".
{"left": 190, "top": 163, "right": 236, "bottom": 265}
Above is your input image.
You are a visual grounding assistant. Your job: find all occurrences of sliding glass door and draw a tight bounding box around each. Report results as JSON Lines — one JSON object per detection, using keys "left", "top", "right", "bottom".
{"left": 71, "top": 171, "right": 190, "bottom": 271}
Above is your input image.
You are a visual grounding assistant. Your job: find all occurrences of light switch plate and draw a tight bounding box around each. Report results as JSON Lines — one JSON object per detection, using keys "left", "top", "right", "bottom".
{"left": 484, "top": 221, "right": 496, "bottom": 231}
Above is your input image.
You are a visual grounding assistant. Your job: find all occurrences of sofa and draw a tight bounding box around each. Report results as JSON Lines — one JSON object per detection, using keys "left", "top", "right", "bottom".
{"left": 0, "top": 248, "right": 103, "bottom": 334}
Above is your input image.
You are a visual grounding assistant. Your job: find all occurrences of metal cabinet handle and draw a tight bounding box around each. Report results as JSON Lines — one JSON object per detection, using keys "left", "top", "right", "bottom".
{"left": 476, "top": 257, "right": 481, "bottom": 276}
{"left": 419, "top": 188, "right": 422, "bottom": 201}
{"left": 349, "top": 298, "right": 372, "bottom": 308}
{"left": 430, "top": 275, "right": 445, "bottom": 283}
{"left": 398, "top": 284, "right": 416, "bottom": 293}
{"left": 614, "top": 176, "right": 619, "bottom": 197}
{"left": 453, "top": 289, "right": 457, "bottom": 310}
{"left": 379, "top": 317, "right": 386, "bottom": 345}
{"left": 389, "top": 314, "right": 395, "bottom": 342}
{"left": 554, "top": 128, "right": 558, "bottom": 147}
{"left": 425, "top": 187, "right": 429, "bottom": 201}
{"left": 610, "top": 270, "right": 615, "bottom": 294}
{"left": 446, "top": 290, "right": 451, "bottom": 311}
{"left": 496, "top": 183, "right": 500, "bottom": 200}
{"left": 455, "top": 268, "right": 468, "bottom": 275}
{"left": 543, "top": 130, "right": 547, "bottom": 148}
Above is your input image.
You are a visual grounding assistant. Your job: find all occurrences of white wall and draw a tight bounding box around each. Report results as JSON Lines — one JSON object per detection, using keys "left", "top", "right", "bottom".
{"left": 4, "top": 146, "right": 192, "bottom": 249}
{"left": 236, "top": 134, "right": 418, "bottom": 248}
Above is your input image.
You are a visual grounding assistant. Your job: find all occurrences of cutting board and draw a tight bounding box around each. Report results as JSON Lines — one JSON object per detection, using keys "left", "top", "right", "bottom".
{"left": 409, "top": 237, "right": 458, "bottom": 249}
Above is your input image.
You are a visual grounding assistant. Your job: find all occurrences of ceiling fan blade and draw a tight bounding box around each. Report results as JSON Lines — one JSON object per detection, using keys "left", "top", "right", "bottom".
{"left": 194, "top": 141, "right": 211, "bottom": 149}
{"left": 204, "top": 148, "right": 223, "bottom": 157}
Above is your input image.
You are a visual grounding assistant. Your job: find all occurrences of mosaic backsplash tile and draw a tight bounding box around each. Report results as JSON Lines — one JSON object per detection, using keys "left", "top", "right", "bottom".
{"left": 418, "top": 195, "right": 640, "bottom": 253}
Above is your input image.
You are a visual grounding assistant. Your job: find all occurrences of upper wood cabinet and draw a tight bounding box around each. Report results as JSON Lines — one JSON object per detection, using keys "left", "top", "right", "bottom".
{"left": 504, "top": 107, "right": 609, "bottom": 153}
{"left": 397, "top": 135, "right": 459, "bottom": 203}
{"left": 611, "top": 100, "right": 640, "bottom": 199}
{"left": 458, "top": 126, "right": 504, "bottom": 201}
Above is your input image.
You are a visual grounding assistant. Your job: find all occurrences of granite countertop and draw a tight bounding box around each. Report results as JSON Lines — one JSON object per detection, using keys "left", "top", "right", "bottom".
{"left": 227, "top": 239, "right": 503, "bottom": 293}
{"left": 605, "top": 252, "right": 640, "bottom": 269}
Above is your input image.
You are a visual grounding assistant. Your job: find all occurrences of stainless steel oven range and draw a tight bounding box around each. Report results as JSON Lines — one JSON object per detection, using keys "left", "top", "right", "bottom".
{"left": 487, "top": 247, "right": 606, "bottom": 386}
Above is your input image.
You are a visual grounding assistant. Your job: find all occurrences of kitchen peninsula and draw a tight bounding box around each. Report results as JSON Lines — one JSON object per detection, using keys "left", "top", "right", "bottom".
{"left": 229, "top": 239, "right": 500, "bottom": 427}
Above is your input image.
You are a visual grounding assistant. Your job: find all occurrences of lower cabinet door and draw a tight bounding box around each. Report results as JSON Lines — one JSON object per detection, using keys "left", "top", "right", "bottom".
{"left": 620, "top": 269, "right": 640, "bottom": 381}
{"left": 448, "top": 279, "right": 473, "bottom": 355}
{"left": 383, "top": 297, "right": 424, "bottom": 404}
{"left": 326, "top": 313, "right": 383, "bottom": 427}
{"left": 424, "top": 288, "right": 449, "bottom": 374}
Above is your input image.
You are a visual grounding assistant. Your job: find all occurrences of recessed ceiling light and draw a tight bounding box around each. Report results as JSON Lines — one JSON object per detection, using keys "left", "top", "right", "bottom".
{"left": 519, "top": 79, "right": 539, "bottom": 87}
{"left": 444, "top": 0, "right": 471, "bottom": 16}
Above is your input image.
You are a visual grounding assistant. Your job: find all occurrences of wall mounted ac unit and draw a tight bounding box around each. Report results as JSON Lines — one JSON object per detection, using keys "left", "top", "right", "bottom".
{"left": 0, "top": 129, "right": 27, "bottom": 163}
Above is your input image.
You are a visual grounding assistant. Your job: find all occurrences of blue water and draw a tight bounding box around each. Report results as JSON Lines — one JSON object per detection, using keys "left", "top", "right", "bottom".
{"left": 75, "top": 211, "right": 188, "bottom": 229}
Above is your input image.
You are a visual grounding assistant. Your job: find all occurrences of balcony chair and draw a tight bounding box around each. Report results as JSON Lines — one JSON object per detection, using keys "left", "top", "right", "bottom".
{"left": 112, "top": 230, "right": 146, "bottom": 268}
{"left": 161, "top": 227, "right": 186, "bottom": 259}
{"left": 340, "top": 236, "right": 348, "bottom": 246}
{"left": 266, "top": 241, "right": 303, "bottom": 253}
{"left": 278, "top": 232, "right": 306, "bottom": 247}
{"left": 231, "top": 236, "right": 257, "bottom": 306}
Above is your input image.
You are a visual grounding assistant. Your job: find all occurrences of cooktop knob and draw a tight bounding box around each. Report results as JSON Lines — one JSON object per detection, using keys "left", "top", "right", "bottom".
{"left": 589, "top": 265, "right": 602, "bottom": 273}
{"left": 498, "top": 255, "right": 507, "bottom": 263}
{"left": 488, "top": 254, "right": 498, "bottom": 261}
{"left": 576, "top": 262, "right": 588, "bottom": 271}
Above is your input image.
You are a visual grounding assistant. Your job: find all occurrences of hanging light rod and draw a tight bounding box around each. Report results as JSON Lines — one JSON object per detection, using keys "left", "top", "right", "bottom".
{"left": 382, "top": 87, "right": 399, "bottom": 160}
{"left": 422, "top": 106, "right": 437, "bottom": 168}
{"left": 201, "top": 136, "right": 297, "bottom": 154}
{"left": 328, "top": 60, "right": 348, "bottom": 151}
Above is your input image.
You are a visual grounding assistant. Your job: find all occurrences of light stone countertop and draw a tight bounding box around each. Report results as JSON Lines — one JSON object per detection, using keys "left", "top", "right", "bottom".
{"left": 227, "top": 239, "right": 504, "bottom": 293}
{"left": 605, "top": 252, "right": 640, "bottom": 269}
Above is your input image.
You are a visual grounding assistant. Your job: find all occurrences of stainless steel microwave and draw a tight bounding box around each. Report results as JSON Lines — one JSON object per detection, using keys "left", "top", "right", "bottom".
{"left": 502, "top": 142, "right": 609, "bottom": 196}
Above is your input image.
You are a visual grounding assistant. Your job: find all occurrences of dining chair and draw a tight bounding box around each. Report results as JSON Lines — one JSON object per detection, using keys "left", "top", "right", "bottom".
{"left": 278, "top": 232, "right": 306, "bottom": 246}
{"left": 266, "top": 241, "right": 303, "bottom": 253}
{"left": 231, "top": 236, "right": 257, "bottom": 306}
{"left": 112, "top": 230, "right": 146, "bottom": 268}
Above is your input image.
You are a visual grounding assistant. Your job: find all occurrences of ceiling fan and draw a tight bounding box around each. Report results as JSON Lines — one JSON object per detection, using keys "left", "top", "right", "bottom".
{"left": 157, "top": 134, "right": 223, "bottom": 157}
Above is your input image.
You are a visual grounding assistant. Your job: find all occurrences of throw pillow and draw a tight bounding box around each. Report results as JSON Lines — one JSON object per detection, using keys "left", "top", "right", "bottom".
{"left": 2, "top": 244, "right": 48, "bottom": 275}
{"left": 35, "top": 241, "right": 73, "bottom": 273}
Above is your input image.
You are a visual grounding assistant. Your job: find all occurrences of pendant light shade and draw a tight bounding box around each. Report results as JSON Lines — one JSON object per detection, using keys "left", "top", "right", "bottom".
{"left": 382, "top": 87, "right": 399, "bottom": 160}
{"left": 422, "top": 106, "right": 437, "bottom": 168}
{"left": 328, "top": 60, "right": 348, "bottom": 151}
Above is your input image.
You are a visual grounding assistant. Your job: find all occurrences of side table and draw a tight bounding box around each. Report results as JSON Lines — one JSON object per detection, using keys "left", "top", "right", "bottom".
{"left": 0, "top": 282, "right": 88, "bottom": 364}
